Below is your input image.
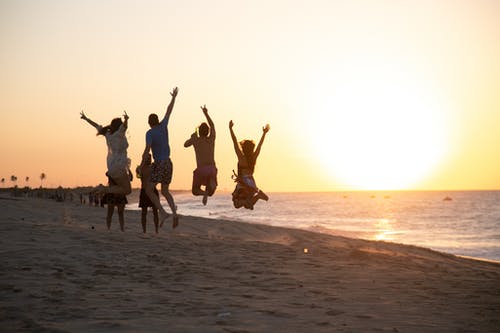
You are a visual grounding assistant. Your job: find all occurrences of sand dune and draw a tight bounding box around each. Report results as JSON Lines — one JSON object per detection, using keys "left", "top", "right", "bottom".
{"left": 1, "top": 196, "right": 499, "bottom": 332}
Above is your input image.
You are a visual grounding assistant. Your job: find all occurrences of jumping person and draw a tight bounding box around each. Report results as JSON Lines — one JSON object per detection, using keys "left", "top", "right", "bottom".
{"left": 184, "top": 105, "right": 217, "bottom": 205}
{"left": 142, "top": 87, "right": 179, "bottom": 228}
{"left": 229, "top": 120, "right": 270, "bottom": 210}
{"left": 80, "top": 111, "right": 132, "bottom": 196}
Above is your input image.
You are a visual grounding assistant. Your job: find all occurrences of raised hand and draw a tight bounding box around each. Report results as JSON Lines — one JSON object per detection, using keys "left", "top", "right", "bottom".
{"left": 80, "top": 111, "right": 87, "bottom": 120}
{"left": 263, "top": 124, "right": 270, "bottom": 133}
{"left": 123, "top": 110, "right": 129, "bottom": 120}
{"left": 170, "top": 87, "right": 179, "bottom": 98}
{"left": 201, "top": 104, "right": 208, "bottom": 114}
{"left": 229, "top": 120, "right": 234, "bottom": 129}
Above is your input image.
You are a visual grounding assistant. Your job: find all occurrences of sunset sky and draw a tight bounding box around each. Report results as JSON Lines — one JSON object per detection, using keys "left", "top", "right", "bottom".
{"left": 1, "top": 0, "right": 499, "bottom": 191}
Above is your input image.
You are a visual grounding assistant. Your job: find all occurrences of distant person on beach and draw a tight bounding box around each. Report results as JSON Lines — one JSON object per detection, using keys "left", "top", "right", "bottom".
{"left": 229, "top": 120, "right": 270, "bottom": 210}
{"left": 80, "top": 111, "right": 132, "bottom": 196}
{"left": 184, "top": 105, "right": 217, "bottom": 205}
{"left": 136, "top": 154, "right": 159, "bottom": 233}
{"left": 141, "top": 87, "right": 179, "bottom": 229}
{"left": 102, "top": 175, "right": 129, "bottom": 232}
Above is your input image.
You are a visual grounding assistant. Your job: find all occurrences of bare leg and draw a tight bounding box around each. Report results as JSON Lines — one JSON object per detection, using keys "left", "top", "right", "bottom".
{"left": 257, "top": 190, "right": 269, "bottom": 201}
{"left": 141, "top": 207, "right": 148, "bottom": 233}
{"left": 145, "top": 181, "right": 169, "bottom": 226}
{"left": 202, "top": 186, "right": 208, "bottom": 206}
{"left": 107, "top": 172, "right": 132, "bottom": 195}
{"left": 191, "top": 184, "right": 204, "bottom": 196}
{"left": 203, "top": 179, "right": 217, "bottom": 205}
{"left": 161, "top": 183, "right": 178, "bottom": 229}
{"left": 117, "top": 204, "right": 125, "bottom": 232}
{"left": 152, "top": 208, "right": 159, "bottom": 233}
{"left": 249, "top": 195, "right": 259, "bottom": 208}
{"left": 207, "top": 178, "right": 217, "bottom": 196}
{"left": 192, "top": 181, "right": 207, "bottom": 205}
{"left": 233, "top": 199, "right": 244, "bottom": 209}
{"left": 106, "top": 204, "right": 114, "bottom": 230}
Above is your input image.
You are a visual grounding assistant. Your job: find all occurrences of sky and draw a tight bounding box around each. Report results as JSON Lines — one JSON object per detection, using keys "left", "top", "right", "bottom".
{"left": 1, "top": 0, "right": 499, "bottom": 191}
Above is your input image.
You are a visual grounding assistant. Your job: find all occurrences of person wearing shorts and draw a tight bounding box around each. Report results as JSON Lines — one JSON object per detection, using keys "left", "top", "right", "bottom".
{"left": 102, "top": 175, "right": 129, "bottom": 231}
{"left": 184, "top": 105, "right": 217, "bottom": 205}
{"left": 142, "top": 87, "right": 179, "bottom": 229}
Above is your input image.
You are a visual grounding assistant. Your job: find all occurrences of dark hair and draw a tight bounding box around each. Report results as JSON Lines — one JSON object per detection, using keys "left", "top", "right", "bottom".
{"left": 198, "top": 122, "right": 209, "bottom": 137}
{"left": 240, "top": 140, "right": 256, "bottom": 173}
{"left": 98, "top": 118, "right": 122, "bottom": 136}
{"left": 148, "top": 114, "right": 159, "bottom": 127}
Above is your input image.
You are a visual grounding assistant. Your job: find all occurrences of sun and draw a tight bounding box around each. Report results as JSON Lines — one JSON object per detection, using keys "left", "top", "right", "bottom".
{"left": 304, "top": 65, "right": 450, "bottom": 190}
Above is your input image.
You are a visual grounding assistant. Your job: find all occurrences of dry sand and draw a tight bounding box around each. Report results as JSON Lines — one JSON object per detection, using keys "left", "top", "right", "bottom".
{"left": 1, "top": 195, "right": 499, "bottom": 332}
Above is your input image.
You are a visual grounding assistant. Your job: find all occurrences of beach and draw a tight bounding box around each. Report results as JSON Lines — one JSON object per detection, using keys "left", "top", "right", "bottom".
{"left": 1, "top": 196, "right": 499, "bottom": 332}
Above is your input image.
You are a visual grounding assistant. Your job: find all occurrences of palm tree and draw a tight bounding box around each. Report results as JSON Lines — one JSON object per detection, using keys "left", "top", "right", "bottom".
{"left": 25, "top": 176, "right": 30, "bottom": 188}
{"left": 40, "top": 173, "right": 46, "bottom": 188}
{"left": 10, "top": 175, "right": 17, "bottom": 187}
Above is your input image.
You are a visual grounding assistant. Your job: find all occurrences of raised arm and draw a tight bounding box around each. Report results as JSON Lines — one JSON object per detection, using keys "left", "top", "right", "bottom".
{"left": 229, "top": 120, "right": 243, "bottom": 159}
{"left": 80, "top": 111, "right": 101, "bottom": 130}
{"left": 122, "top": 111, "right": 129, "bottom": 129}
{"left": 141, "top": 143, "right": 152, "bottom": 168}
{"left": 201, "top": 105, "right": 215, "bottom": 139}
{"left": 254, "top": 124, "right": 270, "bottom": 160}
{"left": 115, "top": 111, "right": 129, "bottom": 135}
{"left": 184, "top": 132, "right": 196, "bottom": 148}
{"left": 162, "top": 87, "right": 179, "bottom": 123}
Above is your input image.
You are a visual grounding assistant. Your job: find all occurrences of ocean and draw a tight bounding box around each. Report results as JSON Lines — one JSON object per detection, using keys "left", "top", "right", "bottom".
{"left": 126, "top": 190, "right": 500, "bottom": 262}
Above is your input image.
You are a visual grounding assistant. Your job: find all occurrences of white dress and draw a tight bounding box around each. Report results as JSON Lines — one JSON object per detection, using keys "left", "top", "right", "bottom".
{"left": 101, "top": 124, "right": 131, "bottom": 177}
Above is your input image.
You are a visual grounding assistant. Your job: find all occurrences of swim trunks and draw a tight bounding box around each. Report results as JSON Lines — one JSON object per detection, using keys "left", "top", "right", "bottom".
{"left": 193, "top": 165, "right": 218, "bottom": 188}
{"left": 150, "top": 158, "right": 173, "bottom": 185}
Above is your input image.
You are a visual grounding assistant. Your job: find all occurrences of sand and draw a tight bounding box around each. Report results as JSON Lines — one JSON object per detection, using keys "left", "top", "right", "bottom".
{"left": 0, "top": 195, "right": 499, "bottom": 333}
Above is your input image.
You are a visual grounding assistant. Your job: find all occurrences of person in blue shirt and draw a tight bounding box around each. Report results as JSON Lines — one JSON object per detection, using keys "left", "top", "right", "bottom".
{"left": 141, "top": 87, "right": 179, "bottom": 229}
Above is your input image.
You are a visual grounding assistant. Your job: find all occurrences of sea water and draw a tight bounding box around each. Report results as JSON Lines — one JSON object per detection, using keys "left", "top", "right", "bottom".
{"left": 126, "top": 190, "right": 500, "bottom": 262}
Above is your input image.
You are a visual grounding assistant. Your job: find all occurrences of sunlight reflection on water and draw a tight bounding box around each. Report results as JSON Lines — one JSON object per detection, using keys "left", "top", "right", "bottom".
{"left": 126, "top": 190, "right": 500, "bottom": 261}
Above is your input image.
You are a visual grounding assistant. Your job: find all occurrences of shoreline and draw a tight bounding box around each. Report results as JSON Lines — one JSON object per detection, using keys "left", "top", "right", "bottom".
{"left": 3, "top": 191, "right": 499, "bottom": 264}
{"left": 1, "top": 196, "right": 500, "bottom": 332}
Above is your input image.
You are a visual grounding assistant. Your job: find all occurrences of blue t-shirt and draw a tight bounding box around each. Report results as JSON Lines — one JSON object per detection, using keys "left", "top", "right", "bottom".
{"left": 146, "top": 117, "right": 170, "bottom": 161}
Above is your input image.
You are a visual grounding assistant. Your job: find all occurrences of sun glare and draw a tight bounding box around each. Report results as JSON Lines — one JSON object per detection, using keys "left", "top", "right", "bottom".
{"left": 305, "top": 64, "right": 450, "bottom": 190}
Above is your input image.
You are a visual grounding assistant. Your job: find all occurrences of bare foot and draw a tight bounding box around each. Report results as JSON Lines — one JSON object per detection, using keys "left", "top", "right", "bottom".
{"left": 257, "top": 190, "right": 269, "bottom": 201}
{"left": 172, "top": 215, "right": 179, "bottom": 229}
{"left": 202, "top": 193, "right": 208, "bottom": 206}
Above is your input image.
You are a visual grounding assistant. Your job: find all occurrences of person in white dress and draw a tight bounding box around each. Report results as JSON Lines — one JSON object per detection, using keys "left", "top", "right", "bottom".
{"left": 80, "top": 111, "right": 132, "bottom": 196}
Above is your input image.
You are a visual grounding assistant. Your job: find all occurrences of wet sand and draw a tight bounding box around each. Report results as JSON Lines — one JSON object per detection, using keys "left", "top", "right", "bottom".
{"left": 1, "top": 196, "right": 499, "bottom": 332}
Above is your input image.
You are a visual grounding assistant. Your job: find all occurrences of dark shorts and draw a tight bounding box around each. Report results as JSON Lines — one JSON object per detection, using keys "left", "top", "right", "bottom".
{"left": 102, "top": 193, "right": 128, "bottom": 205}
{"left": 150, "top": 159, "right": 173, "bottom": 185}
{"left": 193, "top": 165, "right": 218, "bottom": 188}
{"left": 139, "top": 188, "right": 158, "bottom": 208}
{"left": 104, "top": 175, "right": 128, "bottom": 205}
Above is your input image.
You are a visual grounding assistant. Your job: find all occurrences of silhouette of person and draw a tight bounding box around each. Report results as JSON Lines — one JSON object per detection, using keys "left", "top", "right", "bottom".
{"left": 229, "top": 120, "right": 270, "bottom": 209}
{"left": 102, "top": 175, "right": 128, "bottom": 232}
{"left": 136, "top": 154, "right": 159, "bottom": 233}
{"left": 80, "top": 111, "right": 132, "bottom": 196}
{"left": 141, "top": 87, "right": 179, "bottom": 228}
{"left": 184, "top": 105, "right": 217, "bottom": 205}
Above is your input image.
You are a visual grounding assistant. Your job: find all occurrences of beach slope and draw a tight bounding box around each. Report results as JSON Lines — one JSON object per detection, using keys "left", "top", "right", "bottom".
{"left": 1, "top": 196, "right": 499, "bottom": 332}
